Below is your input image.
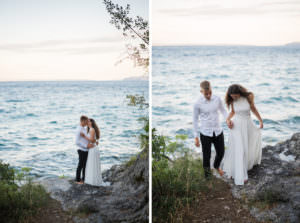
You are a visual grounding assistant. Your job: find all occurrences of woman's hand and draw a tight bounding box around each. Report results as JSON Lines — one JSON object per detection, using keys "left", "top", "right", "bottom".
{"left": 259, "top": 121, "right": 264, "bottom": 129}
{"left": 80, "top": 132, "right": 85, "bottom": 137}
{"left": 226, "top": 119, "right": 234, "bottom": 129}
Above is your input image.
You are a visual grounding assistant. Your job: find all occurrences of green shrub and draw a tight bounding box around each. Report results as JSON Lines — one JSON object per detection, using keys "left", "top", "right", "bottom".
{"left": 152, "top": 131, "right": 208, "bottom": 222}
{"left": 126, "top": 155, "right": 138, "bottom": 167}
{"left": 0, "top": 160, "right": 49, "bottom": 223}
{"left": 256, "top": 188, "right": 289, "bottom": 204}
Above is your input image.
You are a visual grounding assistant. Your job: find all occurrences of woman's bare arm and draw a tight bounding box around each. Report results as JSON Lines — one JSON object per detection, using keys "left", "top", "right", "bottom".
{"left": 226, "top": 104, "right": 235, "bottom": 128}
{"left": 248, "top": 94, "right": 263, "bottom": 128}
{"left": 81, "top": 129, "right": 96, "bottom": 143}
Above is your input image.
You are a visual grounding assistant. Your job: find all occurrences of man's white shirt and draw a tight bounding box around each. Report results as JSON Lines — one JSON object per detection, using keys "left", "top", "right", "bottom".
{"left": 75, "top": 126, "right": 89, "bottom": 152}
{"left": 193, "top": 94, "right": 228, "bottom": 138}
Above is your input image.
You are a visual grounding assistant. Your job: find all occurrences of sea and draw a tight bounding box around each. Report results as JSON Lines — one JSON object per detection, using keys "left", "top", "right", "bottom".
{"left": 0, "top": 80, "right": 148, "bottom": 179}
{"left": 152, "top": 45, "right": 300, "bottom": 148}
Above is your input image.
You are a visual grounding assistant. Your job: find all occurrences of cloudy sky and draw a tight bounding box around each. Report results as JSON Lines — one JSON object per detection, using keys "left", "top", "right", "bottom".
{"left": 0, "top": 0, "right": 148, "bottom": 81}
{"left": 153, "top": 0, "right": 300, "bottom": 46}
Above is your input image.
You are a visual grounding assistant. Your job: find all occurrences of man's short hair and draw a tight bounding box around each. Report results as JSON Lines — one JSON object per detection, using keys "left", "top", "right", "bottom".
{"left": 200, "top": 80, "right": 211, "bottom": 91}
{"left": 80, "top": 115, "right": 88, "bottom": 122}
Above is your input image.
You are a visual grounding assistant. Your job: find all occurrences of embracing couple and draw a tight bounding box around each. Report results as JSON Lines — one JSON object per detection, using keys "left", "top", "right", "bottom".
{"left": 75, "top": 115, "right": 103, "bottom": 186}
{"left": 193, "top": 81, "right": 263, "bottom": 185}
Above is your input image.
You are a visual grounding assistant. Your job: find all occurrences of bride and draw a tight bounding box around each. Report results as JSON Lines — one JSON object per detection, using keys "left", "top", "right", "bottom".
{"left": 222, "top": 84, "right": 263, "bottom": 185}
{"left": 80, "top": 118, "right": 103, "bottom": 186}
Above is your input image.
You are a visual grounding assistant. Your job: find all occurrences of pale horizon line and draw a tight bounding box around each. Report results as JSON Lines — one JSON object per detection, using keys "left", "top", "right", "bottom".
{"left": 0, "top": 75, "right": 149, "bottom": 82}
{"left": 152, "top": 41, "right": 300, "bottom": 47}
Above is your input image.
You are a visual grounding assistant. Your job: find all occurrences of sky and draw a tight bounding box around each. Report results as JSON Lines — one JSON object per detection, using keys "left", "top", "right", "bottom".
{"left": 0, "top": 0, "right": 148, "bottom": 81}
{"left": 153, "top": 0, "right": 300, "bottom": 46}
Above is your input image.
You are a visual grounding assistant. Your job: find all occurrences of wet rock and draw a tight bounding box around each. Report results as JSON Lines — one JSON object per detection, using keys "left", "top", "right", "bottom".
{"left": 40, "top": 149, "right": 148, "bottom": 223}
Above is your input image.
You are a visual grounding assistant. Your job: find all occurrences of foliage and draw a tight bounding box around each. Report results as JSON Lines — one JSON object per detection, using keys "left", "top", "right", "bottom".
{"left": 138, "top": 116, "right": 149, "bottom": 151}
{"left": 152, "top": 131, "right": 208, "bottom": 222}
{"left": 152, "top": 128, "right": 188, "bottom": 162}
{"left": 0, "top": 161, "right": 49, "bottom": 223}
{"left": 252, "top": 188, "right": 289, "bottom": 210}
{"left": 103, "top": 0, "right": 149, "bottom": 70}
{"left": 126, "top": 94, "right": 149, "bottom": 109}
{"left": 125, "top": 155, "right": 137, "bottom": 168}
{"left": 124, "top": 94, "right": 148, "bottom": 168}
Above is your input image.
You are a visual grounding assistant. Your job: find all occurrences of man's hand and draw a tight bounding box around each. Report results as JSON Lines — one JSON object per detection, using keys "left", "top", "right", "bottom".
{"left": 226, "top": 119, "right": 234, "bottom": 129}
{"left": 195, "top": 137, "right": 200, "bottom": 147}
{"left": 87, "top": 143, "right": 94, "bottom": 149}
{"left": 80, "top": 132, "right": 85, "bottom": 137}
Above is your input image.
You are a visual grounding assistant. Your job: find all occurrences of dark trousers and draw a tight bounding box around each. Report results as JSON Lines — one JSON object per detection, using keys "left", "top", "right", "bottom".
{"left": 200, "top": 132, "right": 225, "bottom": 178}
{"left": 76, "top": 150, "right": 88, "bottom": 182}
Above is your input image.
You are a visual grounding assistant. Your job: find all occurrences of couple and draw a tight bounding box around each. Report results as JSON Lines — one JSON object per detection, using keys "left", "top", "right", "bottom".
{"left": 193, "top": 81, "right": 263, "bottom": 185}
{"left": 75, "top": 115, "right": 103, "bottom": 186}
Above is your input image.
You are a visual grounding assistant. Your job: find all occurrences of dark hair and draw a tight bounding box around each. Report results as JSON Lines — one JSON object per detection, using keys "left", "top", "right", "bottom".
{"left": 80, "top": 115, "right": 88, "bottom": 122}
{"left": 225, "top": 84, "right": 252, "bottom": 108}
{"left": 87, "top": 119, "right": 100, "bottom": 140}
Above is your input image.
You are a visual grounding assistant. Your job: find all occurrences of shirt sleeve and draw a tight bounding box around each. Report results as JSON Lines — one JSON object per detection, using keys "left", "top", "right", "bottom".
{"left": 75, "top": 127, "right": 88, "bottom": 149}
{"left": 218, "top": 97, "right": 228, "bottom": 121}
{"left": 193, "top": 103, "right": 200, "bottom": 138}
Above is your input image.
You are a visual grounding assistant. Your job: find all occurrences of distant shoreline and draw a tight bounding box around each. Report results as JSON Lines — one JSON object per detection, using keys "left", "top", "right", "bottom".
{"left": 153, "top": 42, "right": 300, "bottom": 48}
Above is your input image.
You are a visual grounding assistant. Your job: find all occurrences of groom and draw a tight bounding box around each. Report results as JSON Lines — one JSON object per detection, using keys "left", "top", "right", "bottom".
{"left": 193, "top": 81, "right": 232, "bottom": 179}
{"left": 75, "top": 115, "right": 94, "bottom": 184}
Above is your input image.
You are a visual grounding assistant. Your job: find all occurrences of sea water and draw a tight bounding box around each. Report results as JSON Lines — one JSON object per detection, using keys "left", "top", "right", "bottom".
{"left": 0, "top": 80, "right": 148, "bottom": 179}
{"left": 153, "top": 45, "right": 300, "bottom": 147}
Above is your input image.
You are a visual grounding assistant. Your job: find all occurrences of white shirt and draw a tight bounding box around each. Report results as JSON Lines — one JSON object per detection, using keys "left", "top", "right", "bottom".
{"left": 75, "top": 125, "right": 89, "bottom": 152}
{"left": 193, "top": 94, "right": 228, "bottom": 138}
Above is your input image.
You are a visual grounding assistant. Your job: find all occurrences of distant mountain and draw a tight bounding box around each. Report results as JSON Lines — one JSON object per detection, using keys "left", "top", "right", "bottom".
{"left": 122, "top": 76, "right": 148, "bottom": 81}
{"left": 284, "top": 42, "right": 300, "bottom": 48}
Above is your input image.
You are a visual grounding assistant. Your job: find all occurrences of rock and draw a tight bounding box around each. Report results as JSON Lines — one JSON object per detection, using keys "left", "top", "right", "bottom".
{"left": 221, "top": 133, "right": 300, "bottom": 223}
{"left": 39, "top": 149, "right": 148, "bottom": 223}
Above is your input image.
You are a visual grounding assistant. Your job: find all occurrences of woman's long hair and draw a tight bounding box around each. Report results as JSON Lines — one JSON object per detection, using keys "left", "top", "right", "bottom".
{"left": 225, "top": 84, "right": 252, "bottom": 108}
{"left": 87, "top": 119, "right": 100, "bottom": 140}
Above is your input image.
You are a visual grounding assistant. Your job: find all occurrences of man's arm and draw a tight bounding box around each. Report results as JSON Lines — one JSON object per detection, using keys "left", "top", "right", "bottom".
{"left": 75, "top": 129, "right": 88, "bottom": 149}
{"left": 218, "top": 97, "right": 228, "bottom": 121}
{"left": 193, "top": 103, "right": 200, "bottom": 147}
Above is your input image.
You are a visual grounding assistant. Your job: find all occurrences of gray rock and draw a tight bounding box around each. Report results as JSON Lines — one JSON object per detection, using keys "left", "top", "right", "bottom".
{"left": 221, "top": 133, "right": 300, "bottom": 223}
{"left": 39, "top": 149, "right": 148, "bottom": 223}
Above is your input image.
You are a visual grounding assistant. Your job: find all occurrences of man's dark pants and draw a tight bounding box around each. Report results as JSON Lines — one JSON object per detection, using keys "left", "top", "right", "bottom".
{"left": 76, "top": 150, "right": 88, "bottom": 182}
{"left": 200, "top": 132, "right": 225, "bottom": 178}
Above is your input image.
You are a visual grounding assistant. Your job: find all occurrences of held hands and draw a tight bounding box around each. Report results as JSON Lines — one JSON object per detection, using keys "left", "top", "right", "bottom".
{"left": 226, "top": 119, "right": 234, "bottom": 129}
{"left": 195, "top": 137, "right": 200, "bottom": 147}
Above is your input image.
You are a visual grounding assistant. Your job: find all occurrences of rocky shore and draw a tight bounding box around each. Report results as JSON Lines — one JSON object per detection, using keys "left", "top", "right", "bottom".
{"left": 39, "top": 149, "right": 148, "bottom": 223}
{"left": 221, "top": 133, "right": 300, "bottom": 223}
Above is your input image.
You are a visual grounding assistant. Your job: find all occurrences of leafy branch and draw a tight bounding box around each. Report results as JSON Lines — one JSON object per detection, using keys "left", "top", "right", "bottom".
{"left": 103, "top": 0, "right": 149, "bottom": 69}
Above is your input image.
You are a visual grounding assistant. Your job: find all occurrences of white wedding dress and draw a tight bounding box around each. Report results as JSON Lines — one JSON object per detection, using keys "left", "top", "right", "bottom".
{"left": 84, "top": 133, "right": 103, "bottom": 186}
{"left": 222, "top": 97, "right": 262, "bottom": 185}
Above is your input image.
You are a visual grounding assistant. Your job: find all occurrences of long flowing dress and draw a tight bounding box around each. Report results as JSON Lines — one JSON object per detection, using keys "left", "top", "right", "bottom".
{"left": 222, "top": 97, "right": 262, "bottom": 185}
{"left": 84, "top": 133, "right": 103, "bottom": 186}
